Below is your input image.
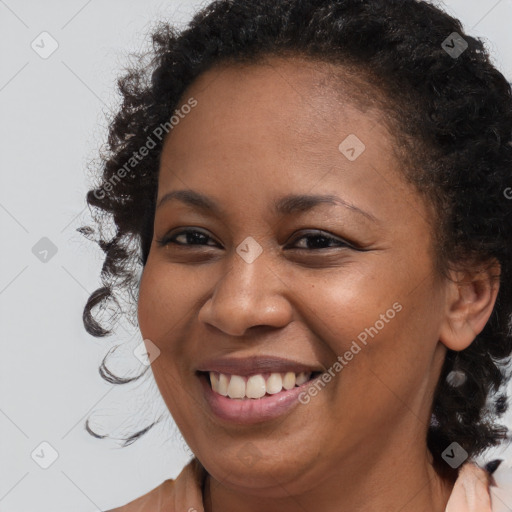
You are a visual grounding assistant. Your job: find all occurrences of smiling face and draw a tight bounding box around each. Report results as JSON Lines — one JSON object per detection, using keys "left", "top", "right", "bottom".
{"left": 137, "top": 56, "right": 452, "bottom": 498}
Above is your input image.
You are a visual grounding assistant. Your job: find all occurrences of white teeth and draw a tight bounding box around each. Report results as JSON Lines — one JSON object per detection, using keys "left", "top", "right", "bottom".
{"left": 266, "top": 373, "right": 283, "bottom": 394}
{"left": 227, "top": 375, "right": 246, "bottom": 399}
{"left": 218, "top": 373, "right": 229, "bottom": 396}
{"left": 208, "top": 370, "right": 312, "bottom": 399}
{"left": 210, "top": 372, "right": 219, "bottom": 390}
{"left": 296, "top": 371, "right": 309, "bottom": 386}
{"left": 246, "top": 374, "right": 266, "bottom": 398}
{"left": 283, "top": 372, "right": 296, "bottom": 390}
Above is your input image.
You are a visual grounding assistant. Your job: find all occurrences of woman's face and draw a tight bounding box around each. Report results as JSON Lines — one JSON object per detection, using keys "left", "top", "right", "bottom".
{"left": 137, "top": 57, "right": 451, "bottom": 493}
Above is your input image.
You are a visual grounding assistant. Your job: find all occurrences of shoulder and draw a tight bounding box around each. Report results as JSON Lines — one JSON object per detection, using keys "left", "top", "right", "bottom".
{"left": 104, "top": 457, "right": 206, "bottom": 512}
{"left": 445, "top": 460, "right": 506, "bottom": 512}
{"left": 104, "top": 479, "right": 176, "bottom": 512}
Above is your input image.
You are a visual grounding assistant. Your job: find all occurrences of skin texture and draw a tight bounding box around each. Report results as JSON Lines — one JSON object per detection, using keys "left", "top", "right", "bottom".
{"left": 137, "top": 56, "right": 500, "bottom": 512}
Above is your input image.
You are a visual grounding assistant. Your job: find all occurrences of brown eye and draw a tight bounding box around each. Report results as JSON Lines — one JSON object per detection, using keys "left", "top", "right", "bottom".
{"left": 156, "top": 229, "right": 220, "bottom": 248}
{"left": 286, "top": 231, "right": 352, "bottom": 250}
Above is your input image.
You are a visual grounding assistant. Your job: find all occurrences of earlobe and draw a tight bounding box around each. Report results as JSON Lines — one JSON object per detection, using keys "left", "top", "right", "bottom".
{"left": 439, "top": 261, "right": 501, "bottom": 352}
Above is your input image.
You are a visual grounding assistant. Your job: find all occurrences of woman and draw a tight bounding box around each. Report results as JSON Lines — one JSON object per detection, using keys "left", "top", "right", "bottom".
{"left": 80, "top": 0, "right": 512, "bottom": 510}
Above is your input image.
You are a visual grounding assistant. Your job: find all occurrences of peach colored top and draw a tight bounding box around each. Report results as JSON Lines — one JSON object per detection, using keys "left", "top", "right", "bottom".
{"left": 106, "top": 458, "right": 499, "bottom": 512}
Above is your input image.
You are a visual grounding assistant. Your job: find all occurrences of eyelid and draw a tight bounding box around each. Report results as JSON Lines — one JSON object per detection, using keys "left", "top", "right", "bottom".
{"left": 156, "top": 227, "right": 222, "bottom": 248}
{"left": 284, "top": 230, "right": 353, "bottom": 249}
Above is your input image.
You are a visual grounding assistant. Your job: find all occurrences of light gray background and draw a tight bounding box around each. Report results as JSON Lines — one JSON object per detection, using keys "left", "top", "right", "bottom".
{"left": 1, "top": 1, "right": 511, "bottom": 511}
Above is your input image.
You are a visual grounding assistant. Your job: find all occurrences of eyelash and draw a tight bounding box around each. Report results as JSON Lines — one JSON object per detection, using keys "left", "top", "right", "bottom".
{"left": 155, "top": 228, "right": 353, "bottom": 251}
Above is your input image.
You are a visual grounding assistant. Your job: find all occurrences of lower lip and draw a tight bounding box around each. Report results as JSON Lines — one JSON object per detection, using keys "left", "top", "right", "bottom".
{"left": 199, "top": 374, "right": 318, "bottom": 425}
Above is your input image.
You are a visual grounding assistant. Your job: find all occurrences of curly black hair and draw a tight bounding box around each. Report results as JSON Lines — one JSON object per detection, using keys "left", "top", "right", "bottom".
{"left": 80, "top": 0, "right": 512, "bottom": 476}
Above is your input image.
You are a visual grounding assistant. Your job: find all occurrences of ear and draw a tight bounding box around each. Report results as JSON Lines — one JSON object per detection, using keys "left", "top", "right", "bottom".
{"left": 439, "top": 259, "right": 501, "bottom": 351}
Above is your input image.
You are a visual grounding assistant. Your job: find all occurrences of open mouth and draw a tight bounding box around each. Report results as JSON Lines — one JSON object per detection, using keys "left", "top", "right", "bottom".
{"left": 199, "top": 370, "right": 322, "bottom": 400}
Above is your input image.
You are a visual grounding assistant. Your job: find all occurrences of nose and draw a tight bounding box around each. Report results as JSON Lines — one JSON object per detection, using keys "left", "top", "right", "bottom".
{"left": 197, "top": 249, "right": 294, "bottom": 337}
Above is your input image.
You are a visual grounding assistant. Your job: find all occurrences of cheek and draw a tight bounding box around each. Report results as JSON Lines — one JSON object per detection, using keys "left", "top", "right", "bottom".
{"left": 298, "top": 269, "right": 401, "bottom": 353}
{"left": 304, "top": 251, "right": 441, "bottom": 349}
{"left": 137, "top": 265, "right": 199, "bottom": 424}
{"left": 300, "top": 267, "right": 441, "bottom": 399}
{"left": 137, "top": 260, "right": 206, "bottom": 341}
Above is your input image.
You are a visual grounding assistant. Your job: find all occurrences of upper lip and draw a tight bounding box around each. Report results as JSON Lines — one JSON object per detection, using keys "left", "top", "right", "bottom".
{"left": 196, "top": 355, "right": 324, "bottom": 376}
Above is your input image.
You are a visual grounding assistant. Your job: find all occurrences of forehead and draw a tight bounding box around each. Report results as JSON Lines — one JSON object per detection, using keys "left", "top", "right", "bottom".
{"left": 160, "top": 55, "right": 396, "bottom": 177}
{"left": 155, "top": 56, "right": 432, "bottom": 240}
{"left": 176, "top": 55, "right": 386, "bottom": 132}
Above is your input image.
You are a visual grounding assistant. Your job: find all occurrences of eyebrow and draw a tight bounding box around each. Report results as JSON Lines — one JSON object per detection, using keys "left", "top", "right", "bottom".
{"left": 156, "top": 189, "right": 377, "bottom": 222}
